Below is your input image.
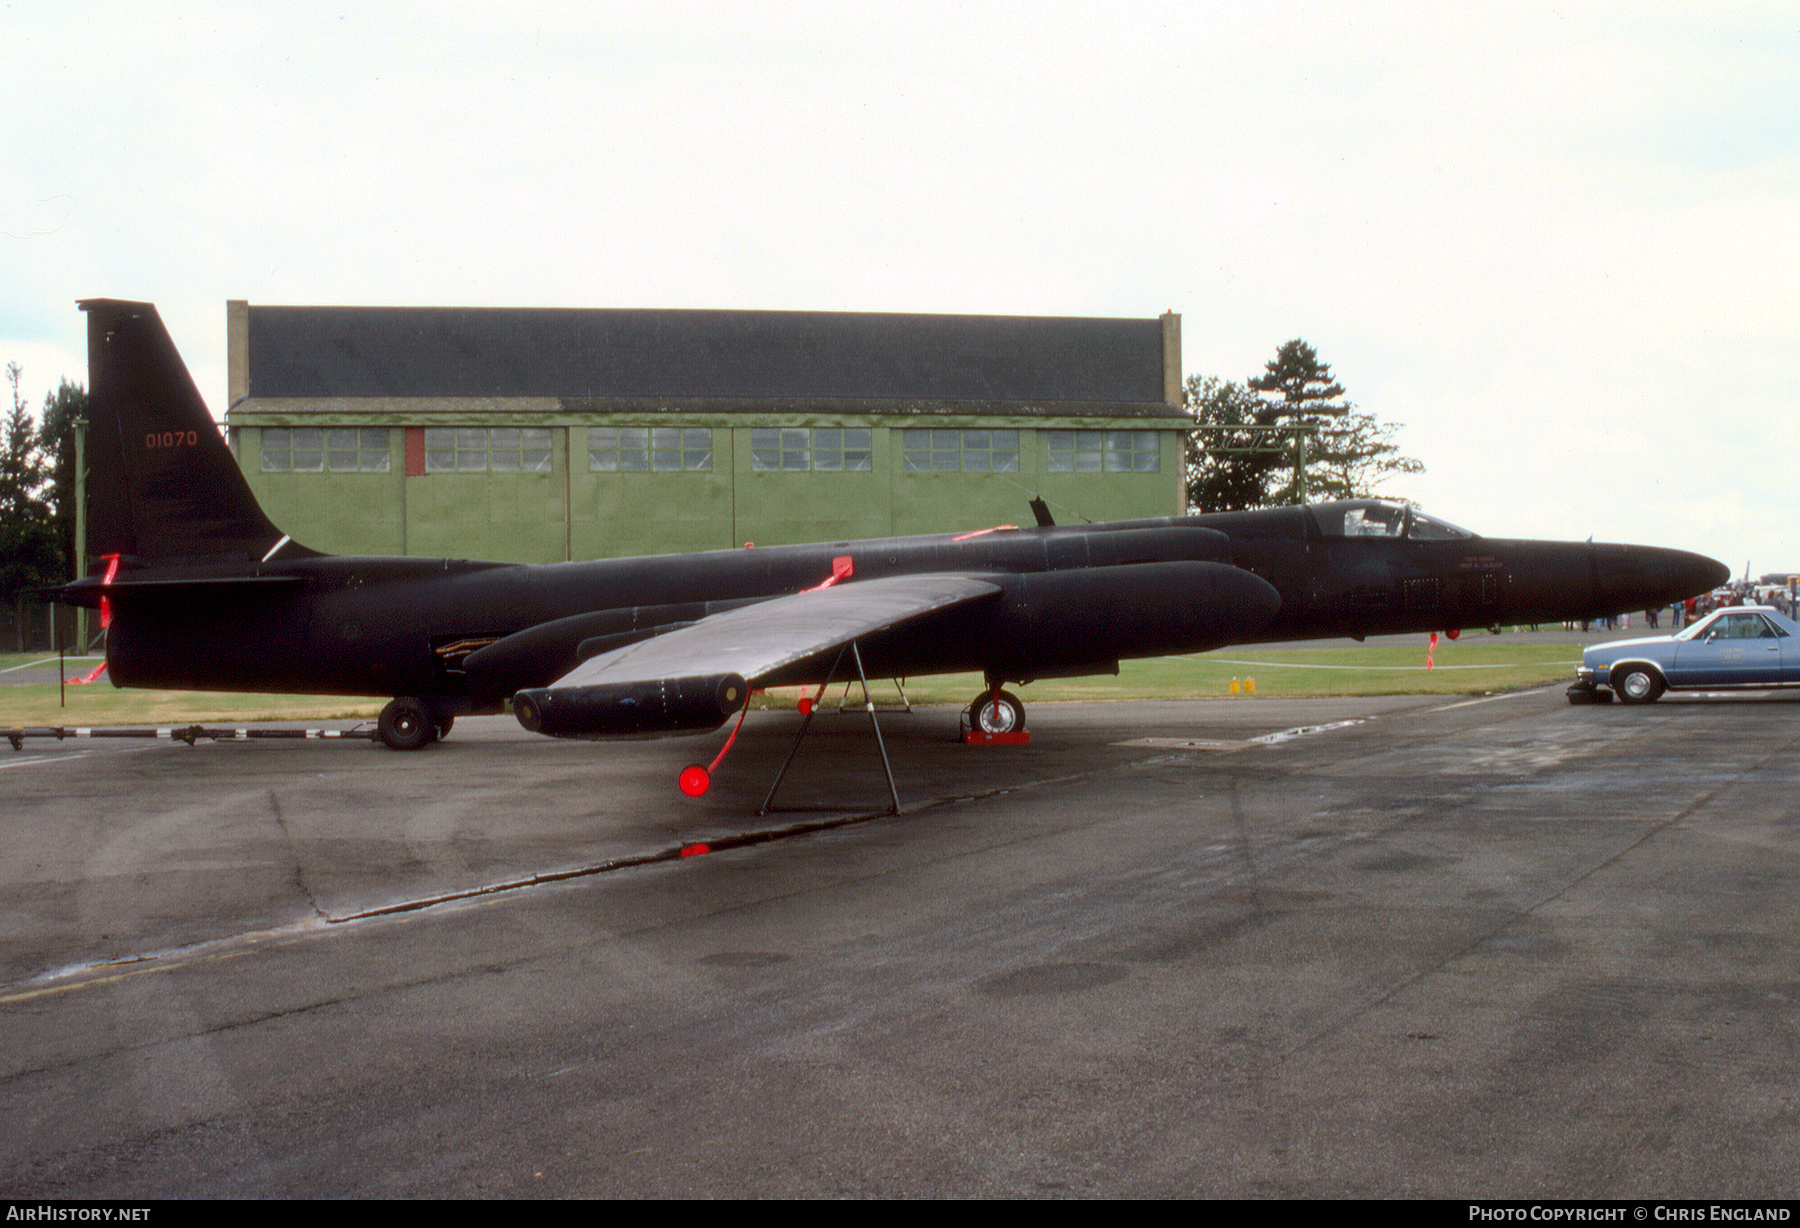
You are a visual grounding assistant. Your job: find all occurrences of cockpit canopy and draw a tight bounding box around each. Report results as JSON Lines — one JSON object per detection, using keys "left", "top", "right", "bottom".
{"left": 1311, "top": 499, "right": 1474, "bottom": 542}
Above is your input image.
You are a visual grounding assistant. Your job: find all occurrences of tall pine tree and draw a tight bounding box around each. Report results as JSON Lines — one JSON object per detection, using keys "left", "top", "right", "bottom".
{"left": 1246, "top": 340, "right": 1350, "bottom": 506}
{"left": 1185, "top": 340, "right": 1422, "bottom": 511}
{"left": 38, "top": 379, "right": 88, "bottom": 581}
{"left": 0, "top": 364, "right": 61, "bottom": 605}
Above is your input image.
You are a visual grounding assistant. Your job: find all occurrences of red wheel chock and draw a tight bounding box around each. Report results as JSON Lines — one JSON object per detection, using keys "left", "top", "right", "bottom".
{"left": 962, "top": 729, "right": 1031, "bottom": 746}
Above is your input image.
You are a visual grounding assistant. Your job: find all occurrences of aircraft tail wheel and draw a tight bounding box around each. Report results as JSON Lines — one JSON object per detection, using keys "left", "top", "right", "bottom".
{"left": 377, "top": 697, "right": 435, "bottom": 751}
{"left": 678, "top": 764, "right": 711, "bottom": 797}
{"left": 968, "top": 689, "right": 1025, "bottom": 735}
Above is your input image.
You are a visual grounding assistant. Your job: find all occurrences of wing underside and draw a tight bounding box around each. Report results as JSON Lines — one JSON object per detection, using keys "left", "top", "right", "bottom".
{"left": 512, "top": 573, "right": 1002, "bottom": 737}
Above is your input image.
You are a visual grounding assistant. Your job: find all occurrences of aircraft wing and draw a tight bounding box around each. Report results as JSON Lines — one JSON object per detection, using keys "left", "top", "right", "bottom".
{"left": 511, "top": 573, "right": 1003, "bottom": 737}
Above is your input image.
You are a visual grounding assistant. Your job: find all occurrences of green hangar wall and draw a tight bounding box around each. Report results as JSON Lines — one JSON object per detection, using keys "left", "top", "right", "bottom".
{"left": 225, "top": 303, "right": 1188, "bottom": 563}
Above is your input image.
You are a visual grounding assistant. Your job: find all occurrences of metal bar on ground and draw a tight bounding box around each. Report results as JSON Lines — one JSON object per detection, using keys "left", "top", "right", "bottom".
{"left": 6, "top": 725, "right": 378, "bottom": 750}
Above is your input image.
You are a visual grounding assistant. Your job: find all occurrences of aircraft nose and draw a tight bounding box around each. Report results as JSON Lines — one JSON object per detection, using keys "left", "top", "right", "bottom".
{"left": 1675, "top": 549, "right": 1732, "bottom": 598}
{"left": 1595, "top": 543, "right": 1730, "bottom": 612}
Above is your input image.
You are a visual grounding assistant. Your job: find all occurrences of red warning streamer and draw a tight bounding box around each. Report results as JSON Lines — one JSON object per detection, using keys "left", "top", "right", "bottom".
{"left": 801, "top": 554, "right": 855, "bottom": 592}
{"left": 677, "top": 699, "right": 754, "bottom": 798}
{"left": 97, "top": 553, "right": 120, "bottom": 629}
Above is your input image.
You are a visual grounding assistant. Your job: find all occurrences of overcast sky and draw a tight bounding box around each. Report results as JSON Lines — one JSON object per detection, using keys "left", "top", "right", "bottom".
{"left": 6, "top": 1, "right": 1796, "bottom": 578}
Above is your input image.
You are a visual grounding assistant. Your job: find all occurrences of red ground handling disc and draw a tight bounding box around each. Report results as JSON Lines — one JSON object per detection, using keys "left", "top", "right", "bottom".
{"left": 678, "top": 764, "right": 711, "bottom": 797}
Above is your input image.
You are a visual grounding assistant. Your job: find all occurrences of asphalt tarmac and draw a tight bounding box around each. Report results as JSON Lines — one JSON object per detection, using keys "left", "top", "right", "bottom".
{"left": 2, "top": 687, "right": 1797, "bottom": 1197}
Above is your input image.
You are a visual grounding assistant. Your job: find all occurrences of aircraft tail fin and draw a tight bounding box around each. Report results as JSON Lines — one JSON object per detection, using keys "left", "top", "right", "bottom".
{"left": 80, "top": 299, "right": 314, "bottom": 568}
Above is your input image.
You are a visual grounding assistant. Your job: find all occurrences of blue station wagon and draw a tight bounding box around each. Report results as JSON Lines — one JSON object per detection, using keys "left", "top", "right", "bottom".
{"left": 1572, "top": 606, "right": 1800, "bottom": 703}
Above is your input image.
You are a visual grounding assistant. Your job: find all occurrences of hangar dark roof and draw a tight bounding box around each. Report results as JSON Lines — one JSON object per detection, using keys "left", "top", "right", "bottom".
{"left": 245, "top": 306, "right": 1172, "bottom": 408}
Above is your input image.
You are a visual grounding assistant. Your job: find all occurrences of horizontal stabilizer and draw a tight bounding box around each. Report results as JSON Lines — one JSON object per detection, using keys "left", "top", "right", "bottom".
{"left": 48, "top": 573, "right": 304, "bottom": 611}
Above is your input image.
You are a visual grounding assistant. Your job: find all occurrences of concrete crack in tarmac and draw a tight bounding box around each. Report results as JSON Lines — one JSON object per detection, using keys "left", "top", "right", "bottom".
{"left": 0, "top": 730, "right": 1325, "bottom": 1001}
{"left": 0, "top": 801, "right": 928, "bottom": 1000}
{"left": 268, "top": 788, "right": 327, "bottom": 920}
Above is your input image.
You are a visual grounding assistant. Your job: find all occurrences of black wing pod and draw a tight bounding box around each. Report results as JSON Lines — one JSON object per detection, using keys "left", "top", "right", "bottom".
{"left": 513, "top": 673, "right": 750, "bottom": 738}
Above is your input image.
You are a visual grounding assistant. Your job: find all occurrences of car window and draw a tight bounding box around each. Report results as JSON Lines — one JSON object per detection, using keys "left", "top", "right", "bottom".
{"left": 1712, "top": 613, "right": 1774, "bottom": 639}
{"left": 1676, "top": 615, "right": 1716, "bottom": 641}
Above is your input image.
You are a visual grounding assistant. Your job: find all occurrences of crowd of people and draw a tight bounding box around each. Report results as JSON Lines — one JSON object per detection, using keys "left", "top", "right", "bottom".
{"left": 1566, "top": 583, "right": 1796, "bottom": 633}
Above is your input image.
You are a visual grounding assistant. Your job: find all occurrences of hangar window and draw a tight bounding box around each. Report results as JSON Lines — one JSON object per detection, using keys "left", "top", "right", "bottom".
{"left": 424, "top": 427, "right": 552, "bottom": 473}
{"left": 750, "top": 428, "right": 872, "bottom": 472}
{"left": 1046, "top": 430, "right": 1160, "bottom": 473}
{"left": 328, "top": 429, "right": 391, "bottom": 472}
{"left": 900, "top": 429, "right": 1019, "bottom": 472}
{"left": 589, "top": 427, "right": 713, "bottom": 472}
{"left": 262, "top": 427, "right": 387, "bottom": 472}
{"left": 261, "top": 427, "right": 321, "bottom": 472}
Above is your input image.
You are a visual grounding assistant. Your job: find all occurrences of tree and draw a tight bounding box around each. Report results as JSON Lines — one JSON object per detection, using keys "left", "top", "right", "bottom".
{"left": 1185, "top": 339, "right": 1423, "bottom": 511}
{"left": 1249, "top": 339, "right": 1349, "bottom": 409}
{"left": 1184, "top": 374, "right": 1286, "bottom": 512}
{"left": 0, "top": 364, "right": 61, "bottom": 606}
{"left": 38, "top": 379, "right": 88, "bottom": 580}
{"left": 1247, "top": 339, "right": 1351, "bottom": 505}
{"left": 1304, "top": 408, "right": 1423, "bottom": 502}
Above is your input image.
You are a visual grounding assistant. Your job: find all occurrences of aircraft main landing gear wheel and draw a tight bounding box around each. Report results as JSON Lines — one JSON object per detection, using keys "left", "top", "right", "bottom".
{"left": 968, "top": 688, "right": 1025, "bottom": 735}
{"left": 377, "top": 697, "right": 436, "bottom": 751}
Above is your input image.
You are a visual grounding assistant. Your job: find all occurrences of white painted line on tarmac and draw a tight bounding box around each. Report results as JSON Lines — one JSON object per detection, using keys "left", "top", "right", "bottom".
{"left": 1249, "top": 719, "right": 1365, "bottom": 744}
{"left": 1197, "top": 657, "right": 1578, "bottom": 672}
{"left": 1429, "top": 687, "right": 1553, "bottom": 712}
{"left": 0, "top": 656, "right": 104, "bottom": 674}
{"left": 0, "top": 744, "right": 158, "bottom": 770}
{"left": 1118, "top": 720, "right": 1370, "bottom": 751}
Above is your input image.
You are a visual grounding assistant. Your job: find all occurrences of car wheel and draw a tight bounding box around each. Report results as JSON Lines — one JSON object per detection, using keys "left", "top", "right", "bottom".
{"left": 1611, "top": 666, "right": 1665, "bottom": 705}
{"left": 378, "top": 696, "right": 436, "bottom": 750}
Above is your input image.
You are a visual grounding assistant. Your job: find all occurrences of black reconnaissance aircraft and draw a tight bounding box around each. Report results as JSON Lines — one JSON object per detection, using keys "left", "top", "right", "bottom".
{"left": 52, "top": 300, "right": 1727, "bottom": 788}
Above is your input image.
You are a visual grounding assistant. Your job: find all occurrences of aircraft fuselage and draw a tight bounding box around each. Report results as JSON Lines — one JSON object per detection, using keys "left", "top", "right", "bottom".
{"left": 93, "top": 501, "right": 1725, "bottom": 718}
{"left": 57, "top": 300, "right": 1731, "bottom": 751}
